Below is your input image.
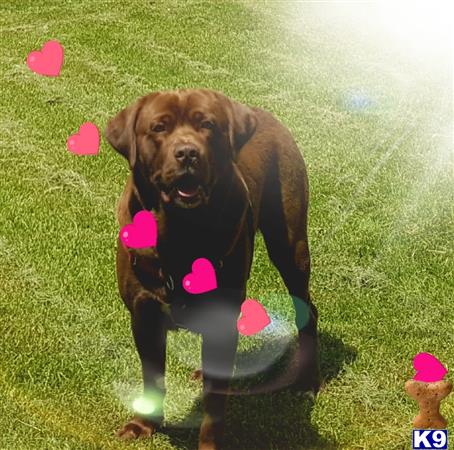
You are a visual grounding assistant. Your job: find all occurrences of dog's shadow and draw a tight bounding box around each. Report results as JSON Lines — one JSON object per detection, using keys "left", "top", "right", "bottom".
{"left": 164, "top": 331, "right": 356, "bottom": 450}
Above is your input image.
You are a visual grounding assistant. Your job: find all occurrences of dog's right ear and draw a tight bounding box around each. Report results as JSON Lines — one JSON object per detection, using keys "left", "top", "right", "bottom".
{"left": 105, "top": 100, "right": 142, "bottom": 169}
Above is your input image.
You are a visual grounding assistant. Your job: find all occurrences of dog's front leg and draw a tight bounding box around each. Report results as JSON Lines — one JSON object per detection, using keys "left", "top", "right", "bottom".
{"left": 199, "top": 321, "right": 238, "bottom": 450}
{"left": 117, "top": 295, "right": 167, "bottom": 439}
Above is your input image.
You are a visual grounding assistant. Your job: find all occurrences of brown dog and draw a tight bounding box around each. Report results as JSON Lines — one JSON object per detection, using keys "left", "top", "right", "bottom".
{"left": 105, "top": 89, "right": 319, "bottom": 450}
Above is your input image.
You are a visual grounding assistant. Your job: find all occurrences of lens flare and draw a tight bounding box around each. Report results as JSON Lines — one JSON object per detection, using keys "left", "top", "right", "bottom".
{"left": 310, "top": 1, "right": 453, "bottom": 58}
{"left": 132, "top": 395, "right": 156, "bottom": 415}
{"left": 343, "top": 90, "right": 376, "bottom": 113}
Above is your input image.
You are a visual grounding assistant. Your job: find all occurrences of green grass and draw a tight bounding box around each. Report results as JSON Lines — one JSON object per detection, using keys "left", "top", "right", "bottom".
{"left": 1, "top": 1, "right": 453, "bottom": 449}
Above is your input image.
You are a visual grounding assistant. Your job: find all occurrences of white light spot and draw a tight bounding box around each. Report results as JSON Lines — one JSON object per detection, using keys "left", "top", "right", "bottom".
{"left": 132, "top": 396, "right": 155, "bottom": 415}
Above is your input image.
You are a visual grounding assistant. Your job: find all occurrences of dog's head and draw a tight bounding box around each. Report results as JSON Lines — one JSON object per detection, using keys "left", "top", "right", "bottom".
{"left": 105, "top": 89, "right": 256, "bottom": 209}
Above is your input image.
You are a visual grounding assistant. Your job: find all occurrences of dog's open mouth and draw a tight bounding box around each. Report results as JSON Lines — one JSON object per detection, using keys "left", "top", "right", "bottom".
{"left": 161, "top": 174, "right": 205, "bottom": 208}
{"left": 176, "top": 176, "right": 200, "bottom": 200}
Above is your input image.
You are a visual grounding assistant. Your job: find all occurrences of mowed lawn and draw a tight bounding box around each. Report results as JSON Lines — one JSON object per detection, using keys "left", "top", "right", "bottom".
{"left": 1, "top": 1, "right": 453, "bottom": 449}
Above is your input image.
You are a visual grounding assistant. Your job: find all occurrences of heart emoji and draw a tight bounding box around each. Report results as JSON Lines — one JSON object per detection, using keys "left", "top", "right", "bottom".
{"left": 413, "top": 352, "right": 447, "bottom": 383}
{"left": 119, "top": 210, "right": 158, "bottom": 249}
{"left": 67, "top": 122, "right": 100, "bottom": 156}
{"left": 26, "top": 40, "right": 64, "bottom": 77}
{"left": 237, "top": 299, "right": 271, "bottom": 336}
{"left": 182, "top": 258, "right": 217, "bottom": 294}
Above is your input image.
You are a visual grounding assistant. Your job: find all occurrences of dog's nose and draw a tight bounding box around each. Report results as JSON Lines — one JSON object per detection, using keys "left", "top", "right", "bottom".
{"left": 174, "top": 146, "right": 200, "bottom": 165}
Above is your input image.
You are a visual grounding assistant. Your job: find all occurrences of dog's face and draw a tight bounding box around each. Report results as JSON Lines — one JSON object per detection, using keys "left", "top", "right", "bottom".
{"left": 106, "top": 89, "right": 256, "bottom": 209}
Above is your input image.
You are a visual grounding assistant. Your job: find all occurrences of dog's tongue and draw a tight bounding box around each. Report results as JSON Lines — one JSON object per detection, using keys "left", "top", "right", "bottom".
{"left": 177, "top": 187, "right": 198, "bottom": 198}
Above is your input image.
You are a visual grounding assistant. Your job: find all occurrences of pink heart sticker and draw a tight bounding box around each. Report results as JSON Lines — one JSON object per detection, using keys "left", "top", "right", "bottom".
{"left": 26, "top": 40, "right": 64, "bottom": 77}
{"left": 119, "top": 211, "right": 158, "bottom": 249}
{"left": 67, "top": 122, "right": 100, "bottom": 156}
{"left": 182, "top": 258, "right": 217, "bottom": 294}
{"left": 413, "top": 352, "right": 447, "bottom": 383}
{"left": 237, "top": 299, "right": 271, "bottom": 336}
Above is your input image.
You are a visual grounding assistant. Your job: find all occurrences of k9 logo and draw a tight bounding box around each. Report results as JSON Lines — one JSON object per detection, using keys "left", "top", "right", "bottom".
{"left": 413, "top": 430, "right": 448, "bottom": 449}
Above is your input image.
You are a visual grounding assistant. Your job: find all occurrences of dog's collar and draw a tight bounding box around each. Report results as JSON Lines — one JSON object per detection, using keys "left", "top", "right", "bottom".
{"left": 128, "top": 252, "right": 224, "bottom": 293}
{"left": 219, "top": 164, "right": 253, "bottom": 260}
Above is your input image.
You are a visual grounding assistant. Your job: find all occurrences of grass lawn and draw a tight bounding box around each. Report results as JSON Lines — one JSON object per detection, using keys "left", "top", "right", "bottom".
{"left": 1, "top": 1, "right": 453, "bottom": 449}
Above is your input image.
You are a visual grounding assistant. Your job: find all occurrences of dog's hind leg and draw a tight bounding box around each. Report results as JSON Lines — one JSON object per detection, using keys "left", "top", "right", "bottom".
{"left": 258, "top": 158, "right": 320, "bottom": 394}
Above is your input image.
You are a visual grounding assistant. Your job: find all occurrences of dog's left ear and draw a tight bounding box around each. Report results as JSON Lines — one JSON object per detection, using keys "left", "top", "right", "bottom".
{"left": 105, "top": 100, "right": 142, "bottom": 169}
{"left": 226, "top": 98, "right": 257, "bottom": 154}
{"left": 105, "top": 92, "right": 161, "bottom": 168}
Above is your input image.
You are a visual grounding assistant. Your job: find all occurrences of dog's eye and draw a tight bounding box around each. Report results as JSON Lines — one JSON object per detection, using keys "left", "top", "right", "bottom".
{"left": 152, "top": 123, "right": 166, "bottom": 133}
{"left": 201, "top": 120, "right": 215, "bottom": 130}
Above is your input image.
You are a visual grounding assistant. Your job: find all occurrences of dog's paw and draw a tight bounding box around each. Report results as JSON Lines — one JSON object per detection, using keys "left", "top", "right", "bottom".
{"left": 198, "top": 442, "right": 219, "bottom": 450}
{"left": 198, "top": 415, "right": 223, "bottom": 450}
{"left": 116, "top": 418, "right": 157, "bottom": 440}
{"left": 291, "top": 362, "right": 322, "bottom": 395}
{"left": 191, "top": 368, "right": 203, "bottom": 381}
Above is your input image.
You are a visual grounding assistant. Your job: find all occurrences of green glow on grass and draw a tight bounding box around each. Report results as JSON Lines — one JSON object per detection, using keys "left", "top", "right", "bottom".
{"left": 132, "top": 396, "right": 156, "bottom": 415}
{"left": 291, "top": 295, "right": 311, "bottom": 330}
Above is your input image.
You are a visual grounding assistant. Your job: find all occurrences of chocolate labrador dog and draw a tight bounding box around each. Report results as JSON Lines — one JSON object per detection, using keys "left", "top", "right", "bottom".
{"left": 105, "top": 89, "right": 319, "bottom": 450}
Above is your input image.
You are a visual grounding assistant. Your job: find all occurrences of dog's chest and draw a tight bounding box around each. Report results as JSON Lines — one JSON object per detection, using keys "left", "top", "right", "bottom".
{"left": 159, "top": 220, "right": 228, "bottom": 276}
